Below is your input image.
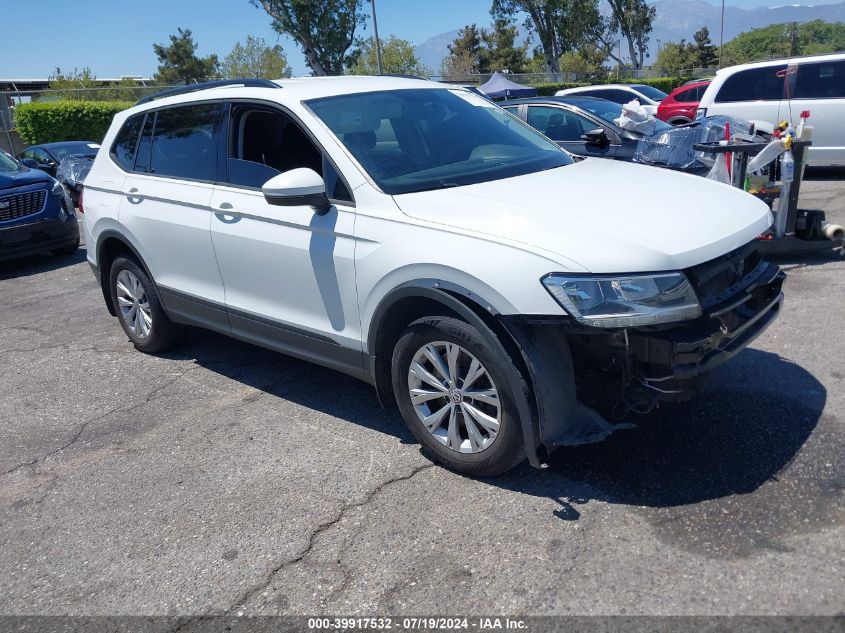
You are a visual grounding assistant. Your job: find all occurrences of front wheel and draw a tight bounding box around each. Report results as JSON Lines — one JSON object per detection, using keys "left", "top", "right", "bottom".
{"left": 391, "top": 316, "right": 527, "bottom": 477}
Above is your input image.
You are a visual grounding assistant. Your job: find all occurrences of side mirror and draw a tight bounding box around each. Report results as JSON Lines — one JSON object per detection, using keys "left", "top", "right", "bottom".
{"left": 582, "top": 128, "right": 609, "bottom": 146}
{"left": 262, "top": 168, "right": 331, "bottom": 215}
{"left": 20, "top": 158, "right": 40, "bottom": 169}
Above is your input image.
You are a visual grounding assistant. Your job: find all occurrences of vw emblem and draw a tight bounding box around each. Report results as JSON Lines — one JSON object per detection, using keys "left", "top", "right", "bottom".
{"left": 449, "top": 388, "right": 463, "bottom": 404}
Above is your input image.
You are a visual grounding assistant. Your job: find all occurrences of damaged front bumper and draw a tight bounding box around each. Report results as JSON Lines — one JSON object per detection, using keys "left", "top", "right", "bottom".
{"left": 500, "top": 246, "right": 785, "bottom": 465}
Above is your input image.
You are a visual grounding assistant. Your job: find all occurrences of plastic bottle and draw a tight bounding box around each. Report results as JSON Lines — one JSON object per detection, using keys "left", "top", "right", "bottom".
{"left": 782, "top": 149, "right": 795, "bottom": 183}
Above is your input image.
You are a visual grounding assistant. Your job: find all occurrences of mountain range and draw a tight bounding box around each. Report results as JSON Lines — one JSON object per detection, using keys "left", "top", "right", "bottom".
{"left": 414, "top": 0, "right": 845, "bottom": 72}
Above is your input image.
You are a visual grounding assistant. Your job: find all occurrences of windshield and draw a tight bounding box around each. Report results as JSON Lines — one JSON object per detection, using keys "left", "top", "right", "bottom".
{"left": 307, "top": 88, "right": 572, "bottom": 195}
{"left": 631, "top": 85, "right": 668, "bottom": 101}
{"left": 576, "top": 99, "right": 672, "bottom": 133}
{"left": 0, "top": 150, "right": 21, "bottom": 172}
{"left": 51, "top": 142, "right": 99, "bottom": 160}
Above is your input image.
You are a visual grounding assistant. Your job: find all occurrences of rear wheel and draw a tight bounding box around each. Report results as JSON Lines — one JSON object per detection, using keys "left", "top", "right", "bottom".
{"left": 391, "top": 316, "right": 526, "bottom": 476}
{"left": 109, "top": 256, "right": 180, "bottom": 353}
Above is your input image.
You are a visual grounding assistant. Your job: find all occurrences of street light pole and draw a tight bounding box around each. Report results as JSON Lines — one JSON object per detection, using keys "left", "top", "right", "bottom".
{"left": 719, "top": 0, "right": 725, "bottom": 68}
{"left": 370, "top": 0, "right": 384, "bottom": 75}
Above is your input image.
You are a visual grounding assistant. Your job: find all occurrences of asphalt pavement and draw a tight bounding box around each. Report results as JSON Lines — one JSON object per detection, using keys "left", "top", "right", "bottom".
{"left": 0, "top": 174, "right": 843, "bottom": 618}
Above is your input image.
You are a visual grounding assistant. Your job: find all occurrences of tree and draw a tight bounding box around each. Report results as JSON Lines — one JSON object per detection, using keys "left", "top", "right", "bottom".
{"left": 559, "top": 45, "right": 608, "bottom": 80}
{"left": 481, "top": 18, "right": 530, "bottom": 73}
{"left": 440, "top": 20, "right": 529, "bottom": 77}
{"left": 605, "top": 0, "right": 656, "bottom": 70}
{"left": 691, "top": 26, "right": 717, "bottom": 68}
{"left": 721, "top": 20, "right": 845, "bottom": 65}
{"left": 251, "top": 0, "right": 366, "bottom": 76}
{"left": 47, "top": 68, "right": 143, "bottom": 101}
{"left": 349, "top": 35, "right": 430, "bottom": 76}
{"left": 153, "top": 28, "right": 219, "bottom": 84}
{"left": 654, "top": 40, "right": 693, "bottom": 74}
{"left": 221, "top": 35, "right": 291, "bottom": 79}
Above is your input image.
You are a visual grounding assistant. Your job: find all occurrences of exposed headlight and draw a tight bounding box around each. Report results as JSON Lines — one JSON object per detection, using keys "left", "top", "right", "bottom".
{"left": 542, "top": 272, "right": 702, "bottom": 328}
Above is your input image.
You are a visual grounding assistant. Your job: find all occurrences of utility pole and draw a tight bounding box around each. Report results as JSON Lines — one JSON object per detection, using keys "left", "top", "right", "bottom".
{"left": 790, "top": 22, "right": 798, "bottom": 56}
{"left": 719, "top": 0, "right": 725, "bottom": 68}
{"left": 370, "top": 0, "right": 384, "bottom": 75}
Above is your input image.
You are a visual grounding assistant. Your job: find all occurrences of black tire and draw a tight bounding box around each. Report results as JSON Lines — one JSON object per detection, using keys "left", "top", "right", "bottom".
{"left": 52, "top": 236, "right": 80, "bottom": 256}
{"left": 391, "top": 316, "right": 527, "bottom": 477}
{"left": 109, "top": 255, "right": 180, "bottom": 354}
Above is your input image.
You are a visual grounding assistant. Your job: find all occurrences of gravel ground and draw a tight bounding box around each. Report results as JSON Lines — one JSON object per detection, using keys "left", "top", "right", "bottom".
{"left": 0, "top": 174, "right": 843, "bottom": 618}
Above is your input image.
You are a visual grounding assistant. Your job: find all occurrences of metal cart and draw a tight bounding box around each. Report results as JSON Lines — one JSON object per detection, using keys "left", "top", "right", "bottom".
{"left": 693, "top": 139, "right": 843, "bottom": 255}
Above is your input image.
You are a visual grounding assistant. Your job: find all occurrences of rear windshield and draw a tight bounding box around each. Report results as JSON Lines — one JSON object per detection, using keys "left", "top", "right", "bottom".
{"left": 575, "top": 99, "right": 672, "bottom": 132}
{"left": 0, "top": 150, "right": 21, "bottom": 172}
{"left": 307, "top": 88, "right": 572, "bottom": 195}
{"left": 51, "top": 142, "right": 99, "bottom": 160}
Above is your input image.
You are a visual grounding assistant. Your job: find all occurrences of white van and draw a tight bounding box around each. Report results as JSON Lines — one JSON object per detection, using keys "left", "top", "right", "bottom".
{"left": 696, "top": 53, "right": 845, "bottom": 166}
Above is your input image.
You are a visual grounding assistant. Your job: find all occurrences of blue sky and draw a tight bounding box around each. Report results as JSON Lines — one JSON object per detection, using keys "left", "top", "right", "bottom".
{"left": 1, "top": 0, "right": 491, "bottom": 78}
{"left": 1, "top": 0, "right": 841, "bottom": 78}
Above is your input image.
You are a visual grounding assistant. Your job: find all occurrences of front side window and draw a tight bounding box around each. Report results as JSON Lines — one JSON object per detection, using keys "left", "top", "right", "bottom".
{"left": 224, "top": 104, "right": 352, "bottom": 202}
{"left": 795, "top": 60, "right": 845, "bottom": 99}
{"left": 149, "top": 103, "right": 224, "bottom": 181}
{"left": 307, "top": 89, "right": 572, "bottom": 195}
{"left": 716, "top": 65, "right": 786, "bottom": 103}
{"left": 526, "top": 106, "right": 595, "bottom": 142}
{"left": 111, "top": 114, "right": 145, "bottom": 170}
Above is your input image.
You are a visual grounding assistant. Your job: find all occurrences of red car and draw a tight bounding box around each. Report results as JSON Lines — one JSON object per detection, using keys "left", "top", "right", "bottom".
{"left": 656, "top": 80, "right": 711, "bottom": 126}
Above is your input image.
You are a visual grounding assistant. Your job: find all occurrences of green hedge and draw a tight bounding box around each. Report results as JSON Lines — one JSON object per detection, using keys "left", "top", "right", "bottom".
{"left": 534, "top": 76, "right": 693, "bottom": 96}
{"left": 14, "top": 100, "right": 133, "bottom": 145}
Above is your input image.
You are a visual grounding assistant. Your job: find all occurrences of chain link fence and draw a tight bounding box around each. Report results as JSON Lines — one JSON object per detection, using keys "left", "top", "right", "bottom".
{"left": 434, "top": 67, "right": 718, "bottom": 85}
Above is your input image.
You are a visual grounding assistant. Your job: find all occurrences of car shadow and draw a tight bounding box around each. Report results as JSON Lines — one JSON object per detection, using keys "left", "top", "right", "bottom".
{"left": 803, "top": 166, "right": 845, "bottom": 181}
{"left": 167, "top": 332, "right": 838, "bottom": 557}
{"left": 0, "top": 247, "right": 86, "bottom": 280}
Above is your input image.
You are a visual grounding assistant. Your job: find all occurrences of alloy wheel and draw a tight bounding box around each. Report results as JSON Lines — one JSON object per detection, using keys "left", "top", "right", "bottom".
{"left": 115, "top": 269, "right": 152, "bottom": 339}
{"left": 407, "top": 341, "right": 501, "bottom": 454}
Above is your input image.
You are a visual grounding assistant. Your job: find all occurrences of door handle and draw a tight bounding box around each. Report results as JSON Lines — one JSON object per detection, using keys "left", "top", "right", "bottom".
{"left": 126, "top": 187, "right": 142, "bottom": 204}
{"left": 214, "top": 202, "right": 241, "bottom": 222}
{"left": 217, "top": 202, "right": 234, "bottom": 211}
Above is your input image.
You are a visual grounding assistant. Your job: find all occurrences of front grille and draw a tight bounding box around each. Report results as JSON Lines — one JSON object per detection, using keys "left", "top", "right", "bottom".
{"left": 0, "top": 189, "right": 48, "bottom": 222}
{"left": 685, "top": 241, "right": 764, "bottom": 311}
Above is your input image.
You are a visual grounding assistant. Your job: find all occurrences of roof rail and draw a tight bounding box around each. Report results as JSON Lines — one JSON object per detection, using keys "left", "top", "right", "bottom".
{"left": 134, "top": 78, "right": 281, "bottom": 106}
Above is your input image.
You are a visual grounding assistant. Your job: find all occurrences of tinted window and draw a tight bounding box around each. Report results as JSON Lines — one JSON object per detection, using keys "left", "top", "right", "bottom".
{"left": 308, "top": 89, "right": 572, "bottom": 195}
{"left": 630, "top": 85, "right": 668, "bottom": 101}
{"left": 150, "top": 104, "right": 223, "bottom": 181}
{"left": 795, "top": 60, "right": 845, "bottom": 99}
{"left": 716, "top": 65, "right": 786, "bottom": 102}
{"left": 674, "top": 85, "right": 704, "bottom": 102}
{"left": 583, "top": 89, "right": 634, "bottom": 104}
{"left": 111, "top": 114, "right": 145, "bottom": 170}
{"left": 135, "top": 114, "right": 155, "bottom": 173}
{"left": 526, "top": 106, "right": 595, "bottom": 142}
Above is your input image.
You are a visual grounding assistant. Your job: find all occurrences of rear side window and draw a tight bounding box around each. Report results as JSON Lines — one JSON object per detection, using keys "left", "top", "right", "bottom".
{"left": 111, "top": 114, "right": 145, "bottom": 170}
{"left": 716, "top": 66, "right": 786, "bottom": 102}
{"left": 795, "top": 60, "right": 845, "bottom": 99}
{"left": 150, "top": 104, "right": 224, "bottom": 181}
{"left": 586, "top": 89, "right": 635, "bottom": 104}
{"left": 674, "top": 85, "right": 704, "bottom": 102}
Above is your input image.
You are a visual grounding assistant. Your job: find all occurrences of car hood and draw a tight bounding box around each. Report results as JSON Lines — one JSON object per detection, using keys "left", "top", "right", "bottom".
{"left": 392, "top": 159, "right": 773, "bottom": 273}
{"left": 0, "top": 167, "right": 52, "bottom": 191}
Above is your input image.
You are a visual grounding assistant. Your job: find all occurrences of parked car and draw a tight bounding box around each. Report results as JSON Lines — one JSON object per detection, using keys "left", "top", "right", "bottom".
{"left": 502, "top": 96, "right": 672, "bottom": 160}
{"left": 554, "top": 84, "right": 668, "bottom": 115}
{"left": 656, "top": 80, "right": 710, "bottom": 125}
{"left": 0, "top": 148, "right": 79, "bottom": 261}
{"left": 19, "top": 141, "right": 100, "bottom": 177}
{"left": 696, "top": 52, "right": 845, "bottom": 166}
{"left": 82, "top": 77, "right": 783, "bottom": 476}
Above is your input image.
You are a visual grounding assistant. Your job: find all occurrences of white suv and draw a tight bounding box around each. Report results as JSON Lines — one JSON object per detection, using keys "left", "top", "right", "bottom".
{"left": 81, "top": 77, "right": 785, "bottom": 476}
{"left": 696, "top": 53, "right": 845, "bottom": 166}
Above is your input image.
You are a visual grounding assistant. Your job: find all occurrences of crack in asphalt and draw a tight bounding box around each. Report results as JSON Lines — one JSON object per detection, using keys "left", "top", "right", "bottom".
{"left": 168, "top": 463, "right": 435, "bottom": 631}
{"left": 1, "top": 366, "right": 199, "bottom": 478}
